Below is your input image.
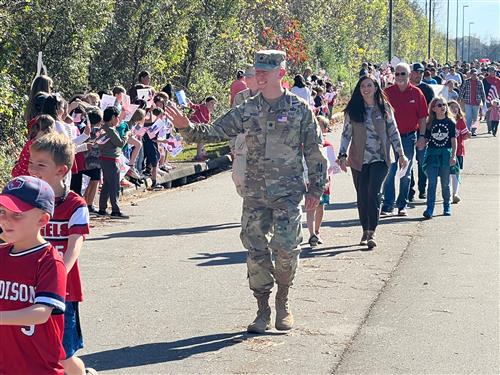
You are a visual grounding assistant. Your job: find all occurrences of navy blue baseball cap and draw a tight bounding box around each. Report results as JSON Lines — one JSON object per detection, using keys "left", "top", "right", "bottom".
{"left": 412, "top": 63, "right": 425, "bottom": 72}
{"left": 0, "top": 176, "right": 55, "bottom": 217}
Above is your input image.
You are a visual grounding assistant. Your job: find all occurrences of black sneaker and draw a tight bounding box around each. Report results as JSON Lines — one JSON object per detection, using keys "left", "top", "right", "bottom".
{"left": 367, "top": 235, "right": 377, "bottom": 249}
{"left": 88, "top": 205, "right": 98, "bottom": 214}
{"left": 110, "top": 212, "right": 129, "bottom": 219}
{"left": 419, "top": 192, "right": 426, "bottom": 199}
{"left": 149, "top": 183, "right": 164, "bottom": 191}
{"left": 96, "top": 210, "right": 107, "bottom": 216}
{"left": 308, "top": 234, "right": 319, "bottom": 247}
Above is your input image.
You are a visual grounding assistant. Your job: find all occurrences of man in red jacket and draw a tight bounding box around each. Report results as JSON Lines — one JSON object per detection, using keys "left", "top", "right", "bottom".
{"left": 229, "top": 70, "right": 247, "bottom": 107}
{"left": 189, "top": 97, "right": 217, "bottom": 161}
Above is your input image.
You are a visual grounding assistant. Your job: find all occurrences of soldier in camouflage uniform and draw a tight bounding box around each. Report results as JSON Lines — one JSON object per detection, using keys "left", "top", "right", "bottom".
{"left": 233, "top": 65, "right": 258, "bottom": 107}
{"left": 166, "top": 50, "right": 327, "bottom": 333}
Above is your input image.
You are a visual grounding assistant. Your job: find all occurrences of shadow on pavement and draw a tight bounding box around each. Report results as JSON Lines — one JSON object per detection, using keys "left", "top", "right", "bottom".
{"left": 88, "top": 223, "right": 241, "bottom": 241}
{"left": 324, "top": 201, "right": 358, "bottom": 210}
{"left": 189, "top": 250, "right": 247, "bottom": 266}
{"left": 80, "top": 331, "right": 283, "bottom": 371}
{"left": 321, "top": 215, "right": 423, "bottom": 228}
{"left": 301, "top": 244, "right": 367, "bottom": 258}
{"left": 189, "top": 243, "right": 366, "bottom": 266}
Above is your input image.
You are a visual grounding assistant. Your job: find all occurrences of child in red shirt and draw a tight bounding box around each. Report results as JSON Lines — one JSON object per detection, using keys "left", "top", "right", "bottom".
{"left": 28, "top": 133, "right": 94, "bottom": 375}
{"left": 0, "top": 175, "right": 67, "bottom": 375}
{"left": 448, "top": 100, "right": 471, "bottom": 203}
{"left": 489, "top": 99, "right": 500, "bottom": 136}
{"left": 12, "top": 115, "right": 55, "bottom": 177}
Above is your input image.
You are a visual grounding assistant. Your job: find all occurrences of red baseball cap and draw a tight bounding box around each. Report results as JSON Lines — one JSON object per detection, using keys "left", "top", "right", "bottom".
{"left": 0, "top": 176, "right": 55, "bottom": 216}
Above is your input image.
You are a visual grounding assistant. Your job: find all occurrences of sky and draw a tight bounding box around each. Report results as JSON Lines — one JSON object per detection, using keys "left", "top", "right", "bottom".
{"left": 417, "top": 0, "right": 500, "bottom": 44}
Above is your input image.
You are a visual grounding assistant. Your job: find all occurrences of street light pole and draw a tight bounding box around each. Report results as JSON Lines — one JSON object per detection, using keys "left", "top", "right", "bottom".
{"left": 388, "top": 0, "right": 393, "bottom": 61}
{"left": 428, "top": 0, "right": 432, "bottom": 59}
{"left": 455, "top": 0, "right": 459, "bottom": 61}
{"left": 461, "top": 5, "right": 469, "bottom": 61}
{"left": 446, "top": 0, "right": 450, "bottom": 63}
{"left": 468, "top": 22, "right": 474, "bottom": 62}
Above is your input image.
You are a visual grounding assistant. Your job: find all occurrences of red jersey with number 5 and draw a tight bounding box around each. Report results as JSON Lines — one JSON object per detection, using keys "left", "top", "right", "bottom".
{"left": 41, "top": 191, "right": 90, "bottom": 302}
{"left": 0, "top": 242, "right": 66, "bottom": 375}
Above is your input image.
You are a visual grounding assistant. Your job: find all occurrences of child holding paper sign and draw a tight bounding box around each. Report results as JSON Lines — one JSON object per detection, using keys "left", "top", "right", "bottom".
{"left": 125, "top": 109, "right": 147, "bottom": 180}
{"left": 143, "top": 108, "right": 167, "bottom": 190}
{"left": 95, "top": 106, "right": 130, "bottom": 218}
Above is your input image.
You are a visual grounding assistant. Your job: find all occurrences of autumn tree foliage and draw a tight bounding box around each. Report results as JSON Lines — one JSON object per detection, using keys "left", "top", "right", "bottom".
{"left": 2, "top": 0, "right": 495, "bottom": 180}
{"left": 260, "top": 20, "right": 309, "bottom": 68}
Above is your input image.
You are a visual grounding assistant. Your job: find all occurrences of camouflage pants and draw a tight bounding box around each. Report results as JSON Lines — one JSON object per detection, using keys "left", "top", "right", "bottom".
{"left": 240, "top": 195, "right": 303, "bottom": 296}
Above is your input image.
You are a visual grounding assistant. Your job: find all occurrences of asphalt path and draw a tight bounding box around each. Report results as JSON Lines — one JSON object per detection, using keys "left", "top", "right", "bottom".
{"left": 79, "top": 122, "right": 499, "bottom": 374}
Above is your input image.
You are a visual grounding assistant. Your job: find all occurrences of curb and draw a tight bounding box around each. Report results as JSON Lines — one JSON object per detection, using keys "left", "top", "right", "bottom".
{"left": 120, "top": 154, "right": 233, "bottom": 197}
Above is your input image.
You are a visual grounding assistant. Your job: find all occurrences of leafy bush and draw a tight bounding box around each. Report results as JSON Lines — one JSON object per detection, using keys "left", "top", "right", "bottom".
{"left": 0, "top": 71, "right": 26, "bottom": 187}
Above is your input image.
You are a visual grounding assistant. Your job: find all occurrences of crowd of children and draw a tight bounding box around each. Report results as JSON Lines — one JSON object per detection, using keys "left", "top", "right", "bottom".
{"left": 0, "top": 71, "right": 217, "bottom": 373}
{"left": 289, "top": 70, "right": 341, "bottom": 119}
{"left": 12, "top": 71, "right": 217, "bottom": 218}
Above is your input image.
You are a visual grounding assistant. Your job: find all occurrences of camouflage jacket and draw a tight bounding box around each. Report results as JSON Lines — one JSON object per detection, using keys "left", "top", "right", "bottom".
{"left": 233, "top": 88, "right": 252, "bottom": 107}
{"left": 180, "top": 90, "right": 327, "bottom": 199}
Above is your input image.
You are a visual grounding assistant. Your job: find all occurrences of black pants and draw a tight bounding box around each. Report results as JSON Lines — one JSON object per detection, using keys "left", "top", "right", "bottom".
{"left": 491, "top": 121, "right": 499, "bottom": 136}
{"left": 352, "top": 162, "right": 389, "bottom": 231}
{"left": 99, "top": 159, "right": 121, "bottom": 213}
{"left": 71, "top": 172, "right": 84, "bottom": 196}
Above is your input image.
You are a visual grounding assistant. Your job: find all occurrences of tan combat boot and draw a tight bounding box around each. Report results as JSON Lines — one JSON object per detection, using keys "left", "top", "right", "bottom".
{"left": 247, "top": 293, "right": 271, "bottom": 334}
{"left": 275, "top": 285, "right": 294, "bottom": 331}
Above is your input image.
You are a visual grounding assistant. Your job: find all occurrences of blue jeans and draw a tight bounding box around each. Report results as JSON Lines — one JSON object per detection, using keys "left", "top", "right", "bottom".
{"left": 382, "top": 132, "right": 416, "bottom": 212}
{"left": 464, "top": 104, "right": 479, "bottom": 130}
{"left": 63, "top": 302, "right": 84, "bottom": 359}
{"left": 425, "top": 165, "right": 451, "bottom": 215}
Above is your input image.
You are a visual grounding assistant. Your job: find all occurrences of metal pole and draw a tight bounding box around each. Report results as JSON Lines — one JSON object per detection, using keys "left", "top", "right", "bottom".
{"left": 446, "top": 0, "right": 450, "bottom": 63}
{"left": 468, "top": 22, "right": 474, "bottom": 62}
{"left": 389, "top": 0, "right": 393, "bottom": 61}
{"left": 428, "top": 0, "right": 432, "bottom": 59}
{"left": 461, "top": 5, "right": 469, "bottom": 61}
{"left": 455, "top": 0, "right": 459, "bottom": 62}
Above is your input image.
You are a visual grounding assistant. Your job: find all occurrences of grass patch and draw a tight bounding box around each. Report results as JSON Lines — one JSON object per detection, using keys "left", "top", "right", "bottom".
{"left": 168, "top": 141, "right": 230, "bottom": 162}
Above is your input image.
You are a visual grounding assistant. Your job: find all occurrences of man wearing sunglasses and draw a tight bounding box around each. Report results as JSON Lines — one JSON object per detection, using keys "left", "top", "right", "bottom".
{"left": 381, "top": 62, "right": 428, "bottom": 217}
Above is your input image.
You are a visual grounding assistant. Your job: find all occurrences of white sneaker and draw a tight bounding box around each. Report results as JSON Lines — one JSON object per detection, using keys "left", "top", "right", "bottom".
{"left": 380, "top": 211, "right": 392, "bottom": 217}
